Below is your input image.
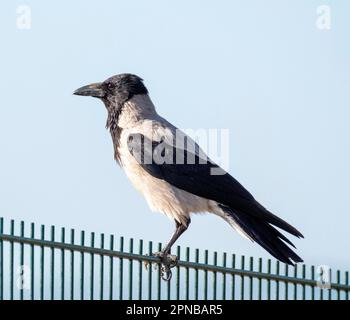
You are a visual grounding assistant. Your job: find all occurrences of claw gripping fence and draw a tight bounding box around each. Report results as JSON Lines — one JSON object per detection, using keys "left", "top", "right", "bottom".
{"left": 0, "top": 217, "right": 349, "bottom": 300}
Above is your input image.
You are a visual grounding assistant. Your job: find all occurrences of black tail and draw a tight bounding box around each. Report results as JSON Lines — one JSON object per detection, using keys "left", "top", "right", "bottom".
{"left": 219, "top": 204, "right": 303, "bottom": 265}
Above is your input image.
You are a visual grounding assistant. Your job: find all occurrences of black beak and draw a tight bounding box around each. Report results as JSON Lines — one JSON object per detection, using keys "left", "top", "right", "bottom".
{"left": 73, "top": 82, "right": 105, "bottom": 98}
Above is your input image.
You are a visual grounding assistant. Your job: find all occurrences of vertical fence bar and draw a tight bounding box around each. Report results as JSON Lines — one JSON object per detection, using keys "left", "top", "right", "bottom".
{"left": 240, "top": 256, "right": 245, "bottom": 300}
{"left": 40, "top": 225, "right": 45, "bottom": 300}
{"left": 213, "top": 251, "right": 217, "bottom": 300}
{"left": 10, "top": 220, "right": 15, "bottom": 300}
{"left": 30, "top": 223, "right": 35, "bottom": 300}
{"left": 222, "top": 252, "right": 227, "bottom": 300}
{"left": 90, "top": 232, "right": 95, "bottom": 300}
{"left": 61, "top": 227, "right": 65, "bottom": 300}
{"left": 109, "top": 235, "right": 114, "bottom": 300}
{"left": 258, "top": 258, "right": 262, "bottom": 300}
{"left": 293, "top": 265, "right": 297, "bottom": 300}
{"left": 311, "top": 265, "right": 315, "bottom": 300}
{"left": 50, "top": 225, "right": 55, "bottom": 300}
{"left": 176, "top": 246, "right": 180, "bottom": 300}
{"left": 267, "top": 259, "right": 271, "bottom": 300}
{"left": 147, "top": 241, "right": 152, "bottom": 300}
{"left": 276, "top": 261, "right": 280, "bottom": 300}
{"left": 231, "top": 254, "right": 235, "bottom": 300}
{"left": 346, "top": 272, "right": 349, "bottom": 300}
{"left": 186, "top": 247, "right": 190, "bottom": 300}
{"left": 80, "top": 230, "right": 85, "bottom": 300}
{"left": 70, "top": 229, "right": 75, "bottom": 300}
{"left": 328, "top": 269, "right": 332, "bottom": 300}
{"left": 20, "top": 221, "right": 25, "bottom": 300}
{"left": 138, "top": 239, "right": 143, "bottom": 300}
{"left": 249, "top": 257, "right": 253, "bottom": 300}
{"left": 128, "top": 238, "right": 133, "bottom": 300}
{"left": 157, "top": 243, "right": 162, "bottom": 300}
{"left": 336, "top": 270, "right": 340, "bottom": 300}
{"left": 195, "top": 249, "right": 199, "bottom": 300}
{"left": 100, "top": 233, "right": 105, "bottom": 300}
{"left": 167, "top": 257, "right": 171, "bottom": 301}
{"left": 0, "top": 218, "right": 3, "bottom": 300}
{"left": 119, "top": 237, "right": 124, "bottom": 300}
{"left": 320, "top": 268, "right": 324, "bottom": 301}
{"left": 204, "top": 250, "right": 208, "bottom": 300}
{"left": 302, "top": 264, "right": 306, "bottom": 300}
{"left": 285, "top": 264, "right": 289, "bottom": 300}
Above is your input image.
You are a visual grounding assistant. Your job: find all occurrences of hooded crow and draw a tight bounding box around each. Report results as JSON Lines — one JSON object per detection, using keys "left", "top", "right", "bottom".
{"left": 74, "top": 73, "right": 303, "bottom": 280}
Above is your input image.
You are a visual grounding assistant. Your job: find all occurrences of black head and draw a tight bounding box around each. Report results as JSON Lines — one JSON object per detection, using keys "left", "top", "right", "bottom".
{"left": 73, "top": 73, "right": 148, "bottom": 106}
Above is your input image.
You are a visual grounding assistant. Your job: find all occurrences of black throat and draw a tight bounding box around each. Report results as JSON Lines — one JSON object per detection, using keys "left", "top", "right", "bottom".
{"left": 105, "top": 101, "right": 124, "bottom": 165}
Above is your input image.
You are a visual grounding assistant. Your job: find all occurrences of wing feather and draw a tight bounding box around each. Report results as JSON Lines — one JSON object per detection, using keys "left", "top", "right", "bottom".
{"left": 127, "top": 133, "right": 303, "bottom": 239}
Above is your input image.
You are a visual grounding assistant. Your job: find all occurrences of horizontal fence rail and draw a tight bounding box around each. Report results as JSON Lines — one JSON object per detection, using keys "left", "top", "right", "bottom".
{"left": 0, "top": 217, "right": 349, "bottom": 300}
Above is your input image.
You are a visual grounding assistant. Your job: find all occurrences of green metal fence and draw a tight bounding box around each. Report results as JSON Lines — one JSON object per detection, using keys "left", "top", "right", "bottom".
{"left": 0, "top": 217, "right": 349, "bottom": 300}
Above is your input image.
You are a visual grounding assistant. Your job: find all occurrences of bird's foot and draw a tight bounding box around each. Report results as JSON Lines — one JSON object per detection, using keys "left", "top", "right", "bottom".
{"left": 152, "top": 251, "right": 178, "bottom": 281}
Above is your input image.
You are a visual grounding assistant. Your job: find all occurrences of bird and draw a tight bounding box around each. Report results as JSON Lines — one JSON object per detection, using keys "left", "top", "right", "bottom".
{"left": 74, "top": 73, "right": 303, "bottom": 280}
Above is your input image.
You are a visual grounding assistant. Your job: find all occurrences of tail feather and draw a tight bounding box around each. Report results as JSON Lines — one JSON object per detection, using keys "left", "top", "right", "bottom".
{"left": 219, "top": 204, "right": 303, "bottom": 265}
{"left": 248, "top": 201, "right": 304, "bottom": 239}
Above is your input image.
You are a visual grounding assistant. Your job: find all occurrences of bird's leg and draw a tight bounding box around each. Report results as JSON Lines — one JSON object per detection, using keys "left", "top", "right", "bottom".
{"left": 153, "top": 219, "right": 190, "bottom": 281}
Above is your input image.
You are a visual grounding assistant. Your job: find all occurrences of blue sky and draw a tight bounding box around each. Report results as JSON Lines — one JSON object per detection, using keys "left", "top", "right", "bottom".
{"left": 0, "top": 1, "right": 349, "bottom": 273}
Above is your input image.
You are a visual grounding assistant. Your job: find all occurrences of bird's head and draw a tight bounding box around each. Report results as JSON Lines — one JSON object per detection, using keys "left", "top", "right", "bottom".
{"left": 73, "top": 73, "right": 148, "bottom": 112}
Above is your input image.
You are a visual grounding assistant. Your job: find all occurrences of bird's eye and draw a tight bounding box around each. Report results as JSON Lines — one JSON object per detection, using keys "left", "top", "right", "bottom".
{"left": 107, "top": 83, "right": 115, "bottom": 90}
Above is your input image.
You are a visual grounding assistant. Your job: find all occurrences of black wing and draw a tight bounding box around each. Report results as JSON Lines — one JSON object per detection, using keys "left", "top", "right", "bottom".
{"left": 127, "top": 133, "right": 303, "bottom": 236}
{"left": 127, "top": 133, "right": 303, "bottom": 264}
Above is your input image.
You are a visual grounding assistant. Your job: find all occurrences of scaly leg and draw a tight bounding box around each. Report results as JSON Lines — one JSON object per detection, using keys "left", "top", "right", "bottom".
{"left": 153, "top": 218, "right": 191, "bottom": 280}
